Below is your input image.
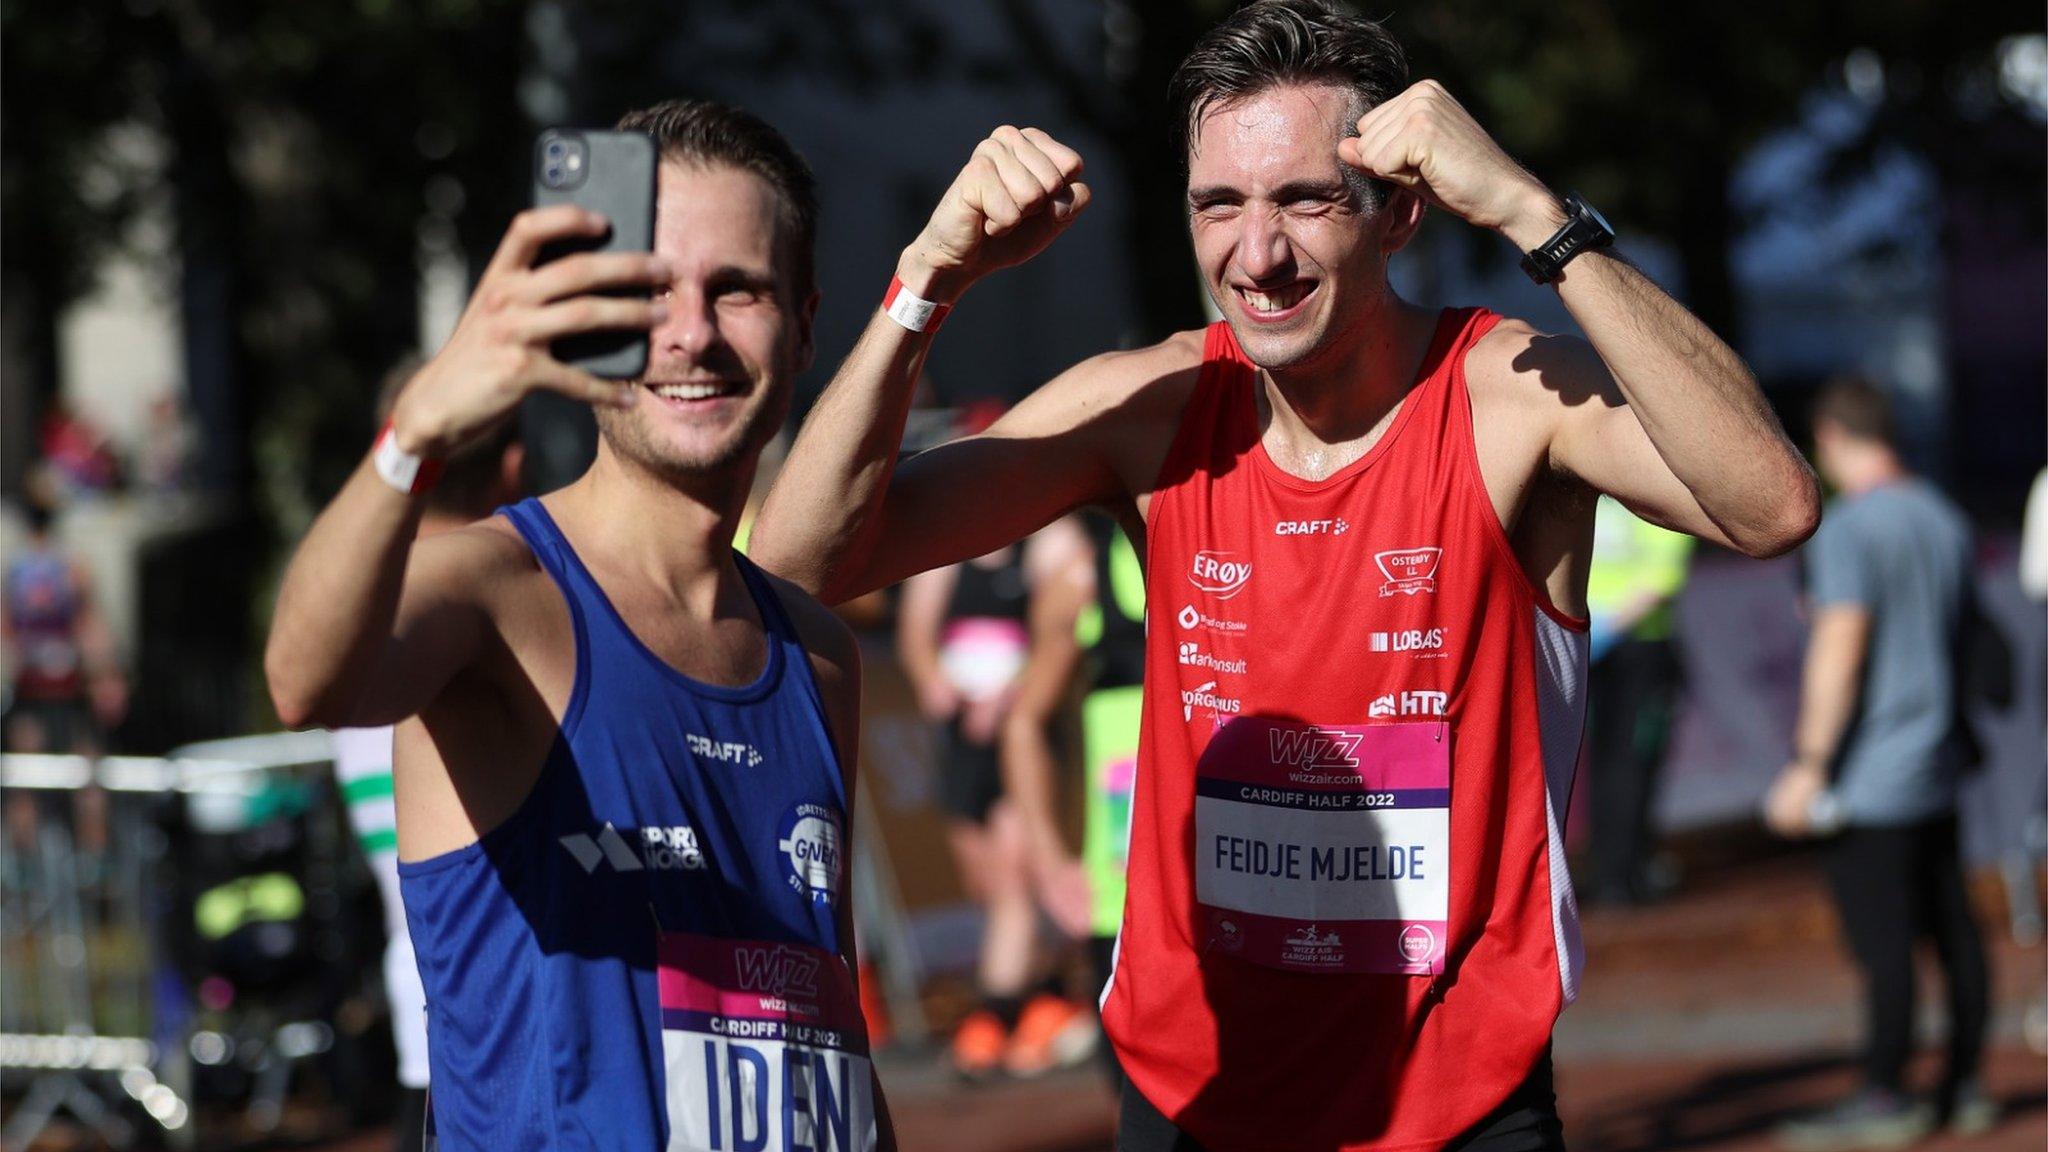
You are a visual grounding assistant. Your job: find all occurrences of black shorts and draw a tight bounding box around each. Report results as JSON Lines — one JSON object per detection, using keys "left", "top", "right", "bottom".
{"left": 1117, "top": 1047, "right": 1565, "bottom": 1152}
{"left": 935, "top": 718, "right": 1003, "bottom": 824}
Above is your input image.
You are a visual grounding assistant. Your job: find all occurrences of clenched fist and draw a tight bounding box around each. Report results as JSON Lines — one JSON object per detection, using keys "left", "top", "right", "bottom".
{"left": 388, "top": 205, "right": 674, "bottom": 458}
{"left": 1337, "top": 80, "right": 1563, "bottom": 250}
{"left": 898, "top": 126, "right": 1092, "bottom": 302}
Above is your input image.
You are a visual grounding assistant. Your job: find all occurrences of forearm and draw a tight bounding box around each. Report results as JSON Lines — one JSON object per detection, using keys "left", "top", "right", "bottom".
{"left": 1001, "top": 712, "right": 1072, "bottom": 867}
{"left": 1506, "top": 209, "right": 1816, "bottom": 554}
{"left": 265, "top": 460, "right": 425, "bottom": 727}
{"left": 1791, "top": 613, "right": 1868, "bottom": 769}
{"left": 753, "top": 299, "right": 937, "bottom": 602}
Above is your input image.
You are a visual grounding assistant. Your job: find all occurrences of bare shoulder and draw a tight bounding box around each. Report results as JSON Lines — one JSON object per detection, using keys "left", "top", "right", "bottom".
{"left": 1465, "top": 316, "right": 1622, "bottom": 415}
{"left": 409, "top": 516, "right": 544, "bottom": 603}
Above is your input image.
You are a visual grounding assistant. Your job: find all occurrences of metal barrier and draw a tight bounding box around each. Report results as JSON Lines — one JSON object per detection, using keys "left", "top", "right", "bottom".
{"left": 1, "top": 733, "right": 340, "bottom": 1150}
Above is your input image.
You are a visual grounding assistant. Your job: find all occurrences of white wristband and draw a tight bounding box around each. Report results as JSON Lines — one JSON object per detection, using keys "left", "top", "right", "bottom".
{"left": 372, "top": 423, "right": 442, "bottom": 496}
{"left": 882, "top": 276, "right": 952, "bottom": 334}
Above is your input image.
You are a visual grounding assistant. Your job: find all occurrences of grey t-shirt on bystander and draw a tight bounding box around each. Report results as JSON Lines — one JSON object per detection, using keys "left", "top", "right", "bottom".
{"left": 1804, "top": 478, "right": 1972, "bottom": 826}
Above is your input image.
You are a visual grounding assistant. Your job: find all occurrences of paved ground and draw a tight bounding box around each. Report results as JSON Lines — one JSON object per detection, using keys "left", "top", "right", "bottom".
{"left": 16, "top": 850, "right": 2043, "bottom": 1151}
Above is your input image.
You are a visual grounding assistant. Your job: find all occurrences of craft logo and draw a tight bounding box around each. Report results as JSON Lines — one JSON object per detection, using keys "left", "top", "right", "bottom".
{"left": 1369, "top": 627, "right": 1448, "bottom": 655}
{"left": 560, "top": 822, "right": 705, "bottom": 874}
{"left": 1399, "top": 923, "right": 1437, "bottom": 965}
{"left": 1375, "top": 547, "right": 1443, "bottom": 597}
{"left": 1181, "top": 680, "right": 1242, "bottom": 723}
{"left": 1368, "top": 690, "right": 1448, "bottom": 719}
{"left": 776, "top": 803, "right": 842, "bottom": 905}
{"left": 1275, "top": 518, "right": 1348, "bottom": 537}
{"left": 1268, "top": 726, "right": 1364, "bottom": 772}
{"left": 1188, "top": 551, "right": 1253, "bottom": 599}
{"left": 733, "top": 944, "right": 822, "bottom": 1000}
{"left": 1178, "top": 642, "right": 1248, "bottom": 675}
{"left": 687, "top": 733, "right": 763, "bottom": 768}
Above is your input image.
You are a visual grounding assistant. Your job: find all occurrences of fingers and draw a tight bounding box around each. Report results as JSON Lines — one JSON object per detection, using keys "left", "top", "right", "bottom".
{"left": 519, "top": 297, "right": 669, "bottom": 343}
{"left": 973, "top": 127, "right": 1088, "bottom": 235}
{"left": 520, "top": 251, "right": 671, "bottom": 305}
{"left": 528, "top": 356, "right": 638, "bottom": 409}
{"left": 483, "top": 205, "right": 609, "bottom": 280}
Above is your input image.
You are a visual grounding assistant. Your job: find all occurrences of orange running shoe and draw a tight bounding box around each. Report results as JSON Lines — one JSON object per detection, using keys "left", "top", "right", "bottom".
{"left": 948, "top": 1009, "right": 1009, "bottom": 1080}
{"left": 1003, "top": 994, "right": 1099, "bottom": 1078}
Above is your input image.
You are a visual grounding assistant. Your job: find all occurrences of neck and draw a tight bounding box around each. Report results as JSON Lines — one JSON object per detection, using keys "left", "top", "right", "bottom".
{"left": 1258, "top": 296, "right": 1437, "bottom": 459}
{"left": 549, "top": 441, "right": 756, "bottom": 601}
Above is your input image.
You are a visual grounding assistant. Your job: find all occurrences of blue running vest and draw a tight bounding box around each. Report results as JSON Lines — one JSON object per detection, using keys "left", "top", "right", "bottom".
{"left": 399, "top": 498, "right": 876, "bottom": 1152}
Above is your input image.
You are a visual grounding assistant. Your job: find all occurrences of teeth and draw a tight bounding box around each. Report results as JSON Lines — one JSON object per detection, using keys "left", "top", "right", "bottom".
{"left": 1243, "top": 284, "right": 1310, "bottom": 313}
{"left": 653, "top": 382, "right": 730, "bottom": 400}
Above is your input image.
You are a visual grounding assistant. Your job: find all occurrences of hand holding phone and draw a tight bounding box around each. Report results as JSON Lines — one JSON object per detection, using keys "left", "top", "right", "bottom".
{"left": 383, "top": 133, "right": 666, "bottom": 460}
{"left": 532, "top": 129, "right": 659, "bottom": 380}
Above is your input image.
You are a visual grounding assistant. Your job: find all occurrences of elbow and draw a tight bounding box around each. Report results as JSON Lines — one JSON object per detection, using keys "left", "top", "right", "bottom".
{"left": 264, "top": 641, "right": 333, "bottom": 730}
{"left": 1734, "top": 467, "right": 1822, "bottom": 560}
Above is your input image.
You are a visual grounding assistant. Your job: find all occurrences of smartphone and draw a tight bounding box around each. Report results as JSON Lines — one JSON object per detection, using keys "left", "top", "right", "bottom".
{"left": 531, "top": 128, "right": 658, "bottom": 380}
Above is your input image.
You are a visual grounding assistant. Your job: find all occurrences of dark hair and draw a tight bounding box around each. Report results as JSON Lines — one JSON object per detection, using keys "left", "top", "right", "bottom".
{"left": 1168, "top": 0, "right": 1408, "bottom": 188}
{"left": 1812, "top": 375, "right": 1897, "bottom": 449}
{"left": 616, "top": 99, "right": 819, "bottom": 299}
{"left": 375, "top": 357, "right": 520, "bottom": 518}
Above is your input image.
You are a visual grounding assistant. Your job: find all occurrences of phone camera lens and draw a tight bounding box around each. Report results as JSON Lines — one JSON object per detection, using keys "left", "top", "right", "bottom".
{"left": 546, "top": 164, "right": 564, "bottom": 184}
{"left": 546, "top": 140, "right": 566, "bottom": 159}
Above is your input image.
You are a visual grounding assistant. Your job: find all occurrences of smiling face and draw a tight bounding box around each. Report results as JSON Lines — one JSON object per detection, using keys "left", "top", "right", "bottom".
{"left": 595, "top": 160, "right": 816, "bottom": 481}
{"left": 1186, "top": 83, "right": 1412, "bottom": 375}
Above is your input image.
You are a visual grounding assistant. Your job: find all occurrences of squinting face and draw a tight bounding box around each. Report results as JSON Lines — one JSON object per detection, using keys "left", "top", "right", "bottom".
{"left": 597, "top": 161, "right": 814, "bottom": 480}
{"left": 1186, "top": 83, "right": 1398, "bottom": 374}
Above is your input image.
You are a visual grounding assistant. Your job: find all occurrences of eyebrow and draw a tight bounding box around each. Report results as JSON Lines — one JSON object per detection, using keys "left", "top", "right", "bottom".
{"left": 1187, "top": 178, "right": 1355, "bottom": 205}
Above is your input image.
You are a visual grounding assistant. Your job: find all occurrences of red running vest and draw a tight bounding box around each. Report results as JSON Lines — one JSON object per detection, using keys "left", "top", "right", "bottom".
{"left": 1102, "top": 308, "right": 1591, "bottom": 1150}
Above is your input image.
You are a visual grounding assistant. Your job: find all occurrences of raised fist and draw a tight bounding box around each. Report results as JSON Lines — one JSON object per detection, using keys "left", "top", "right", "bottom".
{"left": 899, "top": 126, "right": 1091, "bottom": 300}
{"left": 1337, "top": 80, "right": 1555, "bottom": 243}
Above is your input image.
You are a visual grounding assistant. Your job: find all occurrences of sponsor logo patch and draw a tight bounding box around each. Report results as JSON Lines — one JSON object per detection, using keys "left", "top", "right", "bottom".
{"left": 1178, "top": 641, "right": 1248, "bottom": 675}
{"left": 1368, "top": 690, "right": 1448, "bottom": 719}
{"left": 560, "top": 821, "right": 706, "bottom": 874}
{"left": 1176, "top": 603, "right": 1248, "bottom": 635}
{"left": 1275, "top": 518, "right": 1349, "bottom": 537}
{"left": 776, "top": 803, "right": 843, "bottom": 905}
{"left": 1369, "top": 627, "right": 1449, "bottom": 656}
{"left": 1189, "top": 550, "right": 1253, "bottom": 599}
{"left": 1375, "top": 547, "right": 1443, "bottom": 597}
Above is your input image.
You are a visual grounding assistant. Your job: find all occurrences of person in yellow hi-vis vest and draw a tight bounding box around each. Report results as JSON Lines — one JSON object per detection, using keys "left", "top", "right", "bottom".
{"left": 1585, "top": 496, "right": 1693, "bottom": 907}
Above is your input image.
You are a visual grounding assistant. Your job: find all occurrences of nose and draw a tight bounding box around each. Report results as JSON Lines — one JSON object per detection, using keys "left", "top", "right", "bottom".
{"left": 651, "top": 280, "right": 717, "bottom": 361}
{"left": 1236, "top": 204, "right": 1294, "bottom": 283}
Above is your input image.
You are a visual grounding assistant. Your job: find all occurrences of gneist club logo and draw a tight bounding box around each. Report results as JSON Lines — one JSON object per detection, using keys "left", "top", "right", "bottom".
{"left": 1375, "top": 547, "right": 1443, "bottom": 597}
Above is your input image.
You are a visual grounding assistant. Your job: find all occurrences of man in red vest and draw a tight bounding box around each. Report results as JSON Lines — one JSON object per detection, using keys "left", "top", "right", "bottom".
{"left": 753, "top": 2, "right": 1817, "bottom": 1147}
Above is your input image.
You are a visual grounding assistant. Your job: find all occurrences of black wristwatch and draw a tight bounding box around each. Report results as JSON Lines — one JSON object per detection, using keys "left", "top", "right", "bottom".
{"left": 1520, "top": 194, "right": 1614, "bottom": 284}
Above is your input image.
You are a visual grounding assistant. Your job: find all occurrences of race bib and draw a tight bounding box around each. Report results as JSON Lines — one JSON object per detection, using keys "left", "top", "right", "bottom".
{"left": 659, "top": 933, "right": 876, "bottom": 1152}
{"left": 1195, "top": 719, "right": 1450, "bottom": 975}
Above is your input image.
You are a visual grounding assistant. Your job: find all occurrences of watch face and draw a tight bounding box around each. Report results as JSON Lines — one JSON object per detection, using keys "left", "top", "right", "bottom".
{"left": 1580, "top": 199, "right": 1613, "bottom": 236}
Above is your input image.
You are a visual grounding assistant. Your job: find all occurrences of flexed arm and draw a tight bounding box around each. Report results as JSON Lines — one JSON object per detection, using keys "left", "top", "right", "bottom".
{"left": 265, "top": 207, "right": 669, "bottom": 728}
{"left": 750, "top": 128, "right": 1106, "bottom": 603}
{"left": 1341, "top": 81, "right": 1819, "bottom": 557}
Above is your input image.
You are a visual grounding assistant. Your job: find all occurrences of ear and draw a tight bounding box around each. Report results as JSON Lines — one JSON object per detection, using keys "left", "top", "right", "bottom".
{"left": 795, "top": 288, "right": 821, "bottom": 375}
{"left": 1379, "top": 187, "right": 1427, "bottom": 255}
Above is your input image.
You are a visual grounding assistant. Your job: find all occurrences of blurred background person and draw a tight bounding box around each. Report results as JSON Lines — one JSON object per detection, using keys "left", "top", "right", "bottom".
{"left": 1766, "top": 376, "right": 1996, "bottom": 1149}
{"left": 326, "top": 359, "right": 525, "bottom": 1152}
{"left": 3, "top": 492, "right": 128, "bottom": 758}
{"left": 1583, "top": 496, "right": 1694, "bottom": 907}
{"left": 897, "top": 504, "right": 1096, "bottom": 1080}
{"left": 1001, "top": 511, "right": 1143, "bottom": 1095}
